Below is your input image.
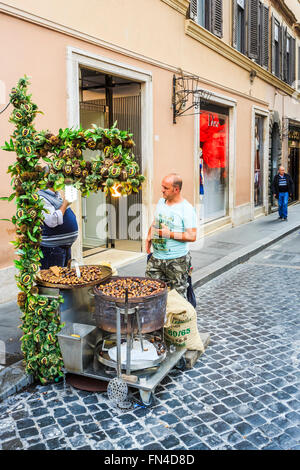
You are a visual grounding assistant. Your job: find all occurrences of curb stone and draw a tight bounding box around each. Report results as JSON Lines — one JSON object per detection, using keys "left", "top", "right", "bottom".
{"left": 0, "top": 359, "right": 33, "bottom": 402}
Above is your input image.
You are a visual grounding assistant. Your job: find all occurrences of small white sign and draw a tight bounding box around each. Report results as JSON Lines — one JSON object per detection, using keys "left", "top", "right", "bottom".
{"left": 65, "top": 185, "right": 78, "bottom": 203}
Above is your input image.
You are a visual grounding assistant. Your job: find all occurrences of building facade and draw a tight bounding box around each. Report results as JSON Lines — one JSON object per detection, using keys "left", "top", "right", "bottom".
{"left": 0, "top": 0, "right": 300, "bottom": 302}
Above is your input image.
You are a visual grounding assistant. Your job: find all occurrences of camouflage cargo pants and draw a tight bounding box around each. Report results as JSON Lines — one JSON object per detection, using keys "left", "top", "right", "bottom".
{"left": 145, "top": 252, "right": 191, "bottom": 298}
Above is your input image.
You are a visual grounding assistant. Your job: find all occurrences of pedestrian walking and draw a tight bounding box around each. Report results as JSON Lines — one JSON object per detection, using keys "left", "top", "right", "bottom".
{"left": 271, "top": 166, "right": 294, "bottom": 221}
{"left": 145, "top": 173, "right": 197, "bottom": 298}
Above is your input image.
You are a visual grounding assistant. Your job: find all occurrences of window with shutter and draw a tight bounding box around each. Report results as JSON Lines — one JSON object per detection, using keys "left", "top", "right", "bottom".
{"left": 189, "top": 0, "right": 223, "bottom": 38}
{"left": 189, "top": 0, "right": 198, "bottom": 21}
{"left": 298, "top": 47, "right": 300, "bottom": 90}
{"left": 279, "top": 24, "right": 283, "bottom": 80}
{"left": 233, "top": 0, "right": 246, "bottom": 54}
{"left": 211, "top": 0, "right": 223, "bottom": 38}
{"left": 283, "top": 28, "right": 288, "bottom": 83}
{"left": 290, "top": 37, "right": 296, "bottom": 86}
{"left": 247, "top": 0, "right": 259, "bottom": 60}
{"left": 272, "top": 18, "right": 281, "bottom": 78}
{"left": 271, "top": 14, "right": 276, "bottom": 75}
{"left": 197, "top": 0, "right": 206, "bottom": 26}
{"left": 232, "top": 0, "right": 238, "bottom": 49}
{"left": 262, "top": 5, "right": 269, "bottom": 69}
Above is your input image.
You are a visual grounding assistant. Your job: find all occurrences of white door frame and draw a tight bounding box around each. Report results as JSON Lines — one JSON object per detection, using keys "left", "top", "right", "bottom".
{"left": 66, "top": 46, "right": 153, "bottom": 261}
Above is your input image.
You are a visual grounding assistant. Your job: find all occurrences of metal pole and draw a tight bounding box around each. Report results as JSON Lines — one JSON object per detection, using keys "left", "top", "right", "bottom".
{"left": 116, "top": 307, "right": 122, "bottom": 379}
{"left": 125, "top": 288, "right": 131, "bottom": 375}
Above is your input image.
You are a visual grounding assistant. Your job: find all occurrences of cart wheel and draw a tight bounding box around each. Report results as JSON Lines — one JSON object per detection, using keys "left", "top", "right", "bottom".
{"left": 139, "top": 389, "right": 152, "bottom": 406}
{"left": 175, "top": 356, "right": 186, "bottom": 371}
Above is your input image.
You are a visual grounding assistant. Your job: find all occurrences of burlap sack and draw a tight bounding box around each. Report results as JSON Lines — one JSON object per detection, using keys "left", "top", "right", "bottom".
{"left": 164, "top": 289, "right": 204, "bottom": 352}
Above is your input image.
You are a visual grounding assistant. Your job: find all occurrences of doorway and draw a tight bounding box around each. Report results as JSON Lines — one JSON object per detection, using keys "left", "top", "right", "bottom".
{"left": 270, "top": 123, "right": 280, "bottom": 208}
{"left": 79, "top": 67, "right": 142, "bottom": 256}
{"left": 288, "top": 147, "right": 299, "bottom": 201}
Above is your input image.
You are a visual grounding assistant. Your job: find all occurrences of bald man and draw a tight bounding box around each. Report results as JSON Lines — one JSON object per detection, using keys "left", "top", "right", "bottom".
{"left": 145, "top": 174, "right": 197, "bottom": 298}
{"left": 271, "top": 166, "right": 294, "bottom": 221}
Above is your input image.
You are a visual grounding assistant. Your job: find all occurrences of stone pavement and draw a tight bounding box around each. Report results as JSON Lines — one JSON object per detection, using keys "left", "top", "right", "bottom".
{"left": 0, "top": 231, "right": 299, "bottom": 450}
{"left": 118, "top": 202, "right": 300, "bottom": 286}
{"left": 1, "top": 203, "right": 300, "bottom": 401}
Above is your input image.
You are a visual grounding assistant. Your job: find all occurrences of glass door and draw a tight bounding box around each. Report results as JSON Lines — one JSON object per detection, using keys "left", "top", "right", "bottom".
{"left": 80, "top": 102, "right": 109, "bottom": 255}
{"left": 254, "top": 116, "right": 264, "bottom": 207}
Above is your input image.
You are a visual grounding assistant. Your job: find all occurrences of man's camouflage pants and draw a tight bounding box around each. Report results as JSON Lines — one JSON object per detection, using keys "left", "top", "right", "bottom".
{"left": 145, "top": 252, "right": 191, "bottom": 298}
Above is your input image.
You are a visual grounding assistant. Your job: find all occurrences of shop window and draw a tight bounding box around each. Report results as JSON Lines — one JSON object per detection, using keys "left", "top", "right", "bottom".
{"left": 254, "top": 116, "right": 264, "bottom": 207}
{"left": 199, "top": 108, "right": 229, "bottom": 221}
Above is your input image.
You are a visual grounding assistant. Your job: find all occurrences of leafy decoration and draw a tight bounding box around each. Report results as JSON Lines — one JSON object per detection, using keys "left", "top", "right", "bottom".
{"left": 1, "top": 76, "right": 145, "bottom": 384}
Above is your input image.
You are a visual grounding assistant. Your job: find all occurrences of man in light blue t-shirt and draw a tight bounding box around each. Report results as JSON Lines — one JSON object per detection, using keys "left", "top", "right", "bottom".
{"left": 145, "top": 173, "right": 197, "bottom": 298}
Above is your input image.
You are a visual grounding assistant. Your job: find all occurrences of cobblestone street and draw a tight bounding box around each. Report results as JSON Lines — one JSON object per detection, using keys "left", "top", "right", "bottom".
{"left": 0, "top": 232, "right": 300, "bottom": 451}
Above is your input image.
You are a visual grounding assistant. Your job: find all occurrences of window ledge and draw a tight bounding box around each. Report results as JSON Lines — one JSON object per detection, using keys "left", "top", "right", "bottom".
{"left": 160, "top": 0, "right": 189, "bottom": 15}
{"left": 185, "top": 19, "right": 298, "bottom": 97}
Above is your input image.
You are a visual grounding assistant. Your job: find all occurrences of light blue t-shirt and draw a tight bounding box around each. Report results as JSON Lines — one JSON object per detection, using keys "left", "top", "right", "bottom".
{"left": 152, "top": 198, "right": 197, "bottom": 260}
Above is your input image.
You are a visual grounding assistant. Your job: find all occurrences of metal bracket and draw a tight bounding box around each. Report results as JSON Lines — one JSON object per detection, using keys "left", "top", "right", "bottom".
{"left": 172, "top": 73, "right": 212, "bottom": 124}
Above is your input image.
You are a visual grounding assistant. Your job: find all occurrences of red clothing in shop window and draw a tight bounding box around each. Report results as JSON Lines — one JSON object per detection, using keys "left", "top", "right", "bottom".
{"left": 202, "top": 125, "right": 226, "bottom": 169}
{"left": 199, "top": 112, "right": 220, "bottom": 143}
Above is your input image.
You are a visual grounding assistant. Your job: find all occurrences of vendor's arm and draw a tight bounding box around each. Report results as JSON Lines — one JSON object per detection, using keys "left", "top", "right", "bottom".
{"left": 145, "top": 219, "right": 155, "bottom": 254}
{"left": 157, "top": 225, "right": 197, "bottom": 243}
{"left": 41, "top": 197, "right": 71, "bottom": 228}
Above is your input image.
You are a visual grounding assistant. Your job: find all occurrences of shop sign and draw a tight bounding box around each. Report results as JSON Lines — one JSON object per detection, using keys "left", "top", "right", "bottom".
{"left": 208, "top": 113, "right": 220, "bottom": 127}
{"left": 289, "top": 129, "right": 300, "bottom": 141}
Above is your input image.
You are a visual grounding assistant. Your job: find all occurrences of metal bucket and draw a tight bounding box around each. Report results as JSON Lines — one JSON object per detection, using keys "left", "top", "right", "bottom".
{"left": 59, "top": 286, "right": 96, "bottom": 326}
{"left": 57, "top": 323, "right": 100, "bottom": 374}
{"left": 93, "top": 277, "right": 168, "bottom": 334}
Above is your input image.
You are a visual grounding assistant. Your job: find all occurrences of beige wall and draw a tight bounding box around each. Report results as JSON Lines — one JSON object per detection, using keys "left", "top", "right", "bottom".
{"left": 0, "top": 0, "right": 299, "bottom": 273}
{"left": 1, "top": 0, "right": 296, "bottom": 102}
{"left": 0, "top": 12, "right": 196, "bottom": 268}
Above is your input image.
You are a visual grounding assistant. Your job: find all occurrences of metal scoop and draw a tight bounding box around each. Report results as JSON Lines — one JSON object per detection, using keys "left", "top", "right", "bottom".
{"left": 107, "top": 303, "right": 129, "bottom": 407}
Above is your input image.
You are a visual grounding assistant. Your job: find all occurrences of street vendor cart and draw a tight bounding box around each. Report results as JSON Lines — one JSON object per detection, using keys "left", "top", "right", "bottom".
{"left": 37, "top": 260, "right": 187, "bottom": 406}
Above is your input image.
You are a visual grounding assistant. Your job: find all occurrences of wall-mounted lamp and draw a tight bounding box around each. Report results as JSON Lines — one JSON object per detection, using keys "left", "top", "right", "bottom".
{"left": 250, "top": 69, "right": 257, "bottom": 85}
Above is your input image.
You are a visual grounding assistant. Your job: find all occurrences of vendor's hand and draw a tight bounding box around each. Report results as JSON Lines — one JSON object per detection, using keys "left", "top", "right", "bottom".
{"left": 59, "top": 198, "right": 72, "bottom": 215}
{"left": 63, "top": 197, "right": 72, "bottom": 207}
{"left": 158, "top": 224, "right": 171, "bottom": 239}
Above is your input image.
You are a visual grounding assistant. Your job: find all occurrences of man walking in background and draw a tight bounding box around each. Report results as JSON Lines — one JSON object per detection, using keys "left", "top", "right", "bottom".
{"left": 272, "top": 166, "right": 294, "bottom": 221}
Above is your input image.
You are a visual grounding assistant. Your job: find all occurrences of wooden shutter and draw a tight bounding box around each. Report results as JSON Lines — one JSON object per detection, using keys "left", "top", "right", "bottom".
{"left": 189, "top": 0, "right": 198, "bottom": 21}
{"left": 279, "top": 24, "right": 283, "bottom": 80}
{"left": 211, "top": 0, "right": 223, "bottom": 38}
{"left": 298, "top": 46, "right": 300, "bottom": 90}
{"left": 271, "top": 14, "right": 276, "bottom": 74}
{"left": 282, "top": 27, "right": 288, "bottom": 82}
{"left": 232, "top": 0, "right": 238, "bottom": 49}
{"left": 261, "top": 5, "right": 269, "bottom": 69}
{"left": 290, "top": 37, "right": 296, "bottom": 86}
{"left": 247, "top": 0, "right": 259, "bottom": 60}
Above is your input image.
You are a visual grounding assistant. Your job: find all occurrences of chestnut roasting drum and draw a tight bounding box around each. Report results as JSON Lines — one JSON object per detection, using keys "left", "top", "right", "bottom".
{"left": 93, "top": 276, "right": 168, "bottom": 334}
